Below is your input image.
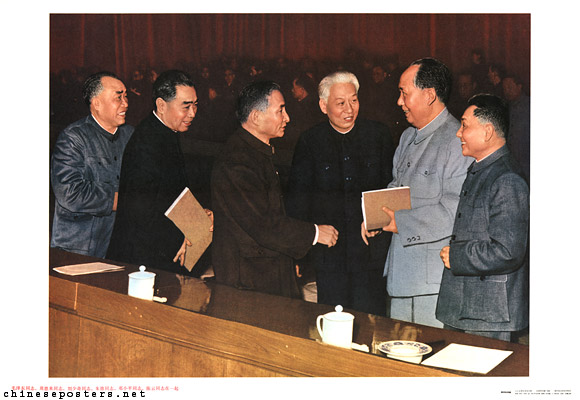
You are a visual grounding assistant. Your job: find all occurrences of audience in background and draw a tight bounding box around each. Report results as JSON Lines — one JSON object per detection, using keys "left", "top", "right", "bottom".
{"left": 502, "top": 72, "right": 530, "bottom": 183}
{"left": 448, "top": 70, "right": 478, "bottom": 120}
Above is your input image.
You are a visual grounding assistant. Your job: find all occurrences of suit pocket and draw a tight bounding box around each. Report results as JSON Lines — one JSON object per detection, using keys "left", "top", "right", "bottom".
{"left": 459, "top": 278, "right": 510, "bottom": 323}
{"left": 411, "top": 165, "right": 440, "bottom": 199}
{"left": 238, "top": 244, "right": 285, "bottom": 295}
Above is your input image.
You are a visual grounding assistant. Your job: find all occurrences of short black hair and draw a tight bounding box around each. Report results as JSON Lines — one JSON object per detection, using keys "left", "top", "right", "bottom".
{"left": 236, "top": 81, "right": 281, "bottom": 124}
{"left": 153, "top": 70, "right": 195, "bottom": 110}
{"left": 468, "top": 93, "right": 509, "bottom": 139}
{"left": 410, "top": 58, "right": 452, "bottom": 105}
{"left": 82, "top": 71, "right": 120, "bottom": 107}
{"left": 293, "top": 73, "right": 317, "bottom": 96}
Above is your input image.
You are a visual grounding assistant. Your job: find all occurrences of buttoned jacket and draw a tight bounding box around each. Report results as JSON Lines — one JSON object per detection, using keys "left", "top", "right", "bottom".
{"left": 436, "top": 145, "right": 529, "bottom": 331}
{"left": 50, "top": 115, "right": 133, "bottom": 258}
{"left": 384, "top": 108, "right": 473, "bottom": 297}
{"left": 107, "top": 113, "right": 190, "bottom": 273}
{"left": 286, "top": 119, "right": 395, "bottom": 273}
{"left": 211, "top": 128, "right": 316, "bottom": 298}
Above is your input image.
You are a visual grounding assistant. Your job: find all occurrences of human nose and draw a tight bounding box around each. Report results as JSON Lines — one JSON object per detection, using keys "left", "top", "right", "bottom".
{"left": 122, "top": 95, "right": 128, "bottom": 107}
{"left": 283, "top": 109, "right": 290, "bottom": 123}
{"left": 189, "top": 105, "right": 197, "bottom": 118}
{"left": 456, "top": 128, "right": 462, "bottom": 138}
{"left": 397, "top": 92, "right": 404, "bottom": 107}
{"left": 345, "top": 100, "right": 353, "bottom": 113}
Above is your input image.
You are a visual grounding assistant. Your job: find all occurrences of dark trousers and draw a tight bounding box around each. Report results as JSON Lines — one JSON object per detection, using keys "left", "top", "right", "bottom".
{"left": 316, "top": 269, "right": 387, "bottom": 316}
{"left": 443, "top": 324, "right": 512, "bottom": 342}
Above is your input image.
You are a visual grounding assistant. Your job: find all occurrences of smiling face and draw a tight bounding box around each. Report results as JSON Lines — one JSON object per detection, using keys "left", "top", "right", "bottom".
{"left": 91, "top": 76, "right": 128, "bottom": 133}
{"left": 254, "top": 90, "right": 290, "bottom": 144}
{"left": 456, "top": 105, "right": 489, "bottom": 161}
{"left": 156, "top": 85, "right": 198, "bottom": 132}
{"left": 319, "top": 82, "right": 359, "bottom": 133}
{"left": 397, "top": 65, "right": 433, "bottom": 129}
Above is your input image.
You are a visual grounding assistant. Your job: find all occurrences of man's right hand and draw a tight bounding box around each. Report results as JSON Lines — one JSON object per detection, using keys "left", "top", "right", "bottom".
{"left": 316, "top": 225, "right": 339, "bottom": 247}
{"left": 173, "top": 238, "right": 192, "bottom": 266}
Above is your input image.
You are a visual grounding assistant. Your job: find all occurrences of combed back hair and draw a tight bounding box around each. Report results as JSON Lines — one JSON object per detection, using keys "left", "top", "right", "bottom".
{"left": 410, "top": 58, "right": 452, "bottom": 105}
{"left": 153, "top": 70, "right": 195, "bottom": 110}
{"left": 468, "top": 93, "right": 509, "bottom": 139}
{"left": 318, "top": 71, "right": 360, "bottom": 101}
{"left": 82, "top": 71, "right": 120, "bottom": 107}
{"left": 236, "top": 80, "right": 281, "bottom": 124}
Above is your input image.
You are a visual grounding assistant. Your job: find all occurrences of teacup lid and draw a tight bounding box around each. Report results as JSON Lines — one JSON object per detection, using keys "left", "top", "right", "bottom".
{"left": 129, "top": 265, "right": 156, "bottom": 280}
{"left": 324, "top": 305, "right": 354, "bottom": 321}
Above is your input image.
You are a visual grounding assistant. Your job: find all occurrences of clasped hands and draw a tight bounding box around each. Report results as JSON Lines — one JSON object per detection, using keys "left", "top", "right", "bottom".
{"left": 361, "top": 206, "right": 398, "bottom": 245}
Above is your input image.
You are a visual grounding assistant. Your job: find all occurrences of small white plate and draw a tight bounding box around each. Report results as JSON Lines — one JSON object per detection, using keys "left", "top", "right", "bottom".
{"left": 377, "top": 340, "right": 432, "bottom": 357}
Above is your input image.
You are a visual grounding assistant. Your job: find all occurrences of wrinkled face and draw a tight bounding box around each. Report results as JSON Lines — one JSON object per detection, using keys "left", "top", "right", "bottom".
{"left": 457, "top": 105, "right": 488, "bottom": 161}
{"left": 157, "top": 85, "right": 198, "bottom": 132}
{"left": 91, "top": 76, "right": 128, "bottom": 133}
{"left": 397, "top": 65, "right": 432, "bottom": 129}
{"left": 256, "top": 90, "right": 290, "bottom": 143}
{"left": 320, "top": 82, "right": 359, "bottom": 133}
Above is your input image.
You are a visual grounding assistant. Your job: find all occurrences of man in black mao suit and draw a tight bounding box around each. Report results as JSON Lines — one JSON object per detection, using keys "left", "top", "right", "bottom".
{"left": 286, "top": 71, "right": 395, "bottom": 315}
{"left": 107, "top": 70, "right": 211, "bottom": 274}
{"left": 211, "top": 81, "right": 339, "bottom": 298}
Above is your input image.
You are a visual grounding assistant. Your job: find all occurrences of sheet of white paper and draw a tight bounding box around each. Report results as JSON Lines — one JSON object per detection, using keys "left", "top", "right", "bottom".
{"left": 53, "top": 262, "right": 125, "bottom": 276}
{"left": 421, "top": 343, "right": 513, "bottom": 374}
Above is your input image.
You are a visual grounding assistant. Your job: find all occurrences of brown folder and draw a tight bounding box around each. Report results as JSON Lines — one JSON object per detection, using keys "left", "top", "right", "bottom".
{"left": 362, "top": 186, "right": 411, "bottom": 231}
{"left": 165, "top": 187, "right": 213, "bottom": 271}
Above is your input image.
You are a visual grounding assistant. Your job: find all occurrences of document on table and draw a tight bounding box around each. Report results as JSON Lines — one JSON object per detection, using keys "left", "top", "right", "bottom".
{"left": 53, "top": 262, "right": 125, "bottom": 276}
{"left": 421, "top": 343, "right": 513, "bottom": 374}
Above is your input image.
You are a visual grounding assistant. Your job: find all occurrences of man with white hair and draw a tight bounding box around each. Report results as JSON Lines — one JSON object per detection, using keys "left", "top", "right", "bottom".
{"left": 287, "top": 71, "right": 395, "bottom": 316}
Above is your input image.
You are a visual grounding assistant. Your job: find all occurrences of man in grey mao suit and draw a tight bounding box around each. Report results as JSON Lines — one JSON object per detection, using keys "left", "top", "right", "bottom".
{"left": 436, "top": 94, "right": 529, "bottom": 341}
{"left": 363, "top": 58, "right": 473, "bottom": 327}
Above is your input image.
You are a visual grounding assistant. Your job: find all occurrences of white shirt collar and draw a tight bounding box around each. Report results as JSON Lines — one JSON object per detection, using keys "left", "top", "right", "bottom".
{"left": 91, "top": 114, "right": 118, "bottom": 134}
{"left": 153, "top": 110, "right": 177, "bottom": 132}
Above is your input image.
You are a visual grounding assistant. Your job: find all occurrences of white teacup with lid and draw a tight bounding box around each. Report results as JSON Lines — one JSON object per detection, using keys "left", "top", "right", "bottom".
{"left": 316, "top": 305, "right": 354, "bottom": 348}
{"left": 128, "top": 265, "right": 156, "bottom": 301}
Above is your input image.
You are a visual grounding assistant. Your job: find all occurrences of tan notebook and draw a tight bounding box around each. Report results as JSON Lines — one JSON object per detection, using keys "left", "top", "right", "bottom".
{"left": 165, "top": 187, "right": 213, "bottom": 271}
{"left": 362, "top": 186, "right": 411, "bottom": 231}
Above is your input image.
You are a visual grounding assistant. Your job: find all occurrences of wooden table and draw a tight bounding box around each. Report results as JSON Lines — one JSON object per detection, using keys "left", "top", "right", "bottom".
{"left": 49, "top": 248, "right": 528, "bottom": 377}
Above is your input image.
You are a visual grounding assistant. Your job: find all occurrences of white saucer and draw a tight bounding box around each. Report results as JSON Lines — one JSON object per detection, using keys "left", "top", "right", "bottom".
{"left": 377, "top": 340, "right": 432, "bottom": 357}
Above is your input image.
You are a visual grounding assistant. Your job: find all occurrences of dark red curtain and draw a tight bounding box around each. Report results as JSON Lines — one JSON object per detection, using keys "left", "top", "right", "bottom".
{"left": 50, "top": 13, "right": 530, "bottom": 84}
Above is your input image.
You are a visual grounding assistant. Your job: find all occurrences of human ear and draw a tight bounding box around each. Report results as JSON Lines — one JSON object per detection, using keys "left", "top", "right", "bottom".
{"left": 248, "top": 109, "right": 261, "bottom": 126}
{"left": 319, "top": 99, "right": 328, "bottom": 114}
{"left": 155, "top": 98, "right": 165, "bottom": 115}
{"left": 484, "top": 123, "right": 495, "bottom": 141}
{"left": 425, "top": 88, "right": 437, "bottom": 106}
{"left": 91, "top": 97, "right": 101, "bottom": 112}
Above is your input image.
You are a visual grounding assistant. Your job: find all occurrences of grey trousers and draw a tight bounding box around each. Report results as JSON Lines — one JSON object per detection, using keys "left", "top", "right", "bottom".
{"left": 389, "top": 294, "right": 443, "bottom": 328}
